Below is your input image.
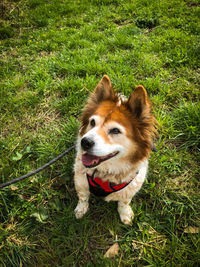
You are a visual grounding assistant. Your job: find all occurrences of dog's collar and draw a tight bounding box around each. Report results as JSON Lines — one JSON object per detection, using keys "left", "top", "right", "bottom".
{"left": 87, "top": 169, "right": 138, "bottom": 197}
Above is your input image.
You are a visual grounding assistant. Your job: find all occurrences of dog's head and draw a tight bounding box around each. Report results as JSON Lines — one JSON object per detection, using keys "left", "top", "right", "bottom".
{"left": 78, "top": 75, "right": 156, "bottom": 169}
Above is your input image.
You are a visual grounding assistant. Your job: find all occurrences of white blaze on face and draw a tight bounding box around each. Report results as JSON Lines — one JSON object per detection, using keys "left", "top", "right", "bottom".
{"left": 81, "top": 115, "right": 127, "bottom": 157}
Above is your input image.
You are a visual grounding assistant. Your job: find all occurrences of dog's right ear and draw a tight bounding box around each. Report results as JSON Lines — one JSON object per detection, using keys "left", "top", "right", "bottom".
{"left": 80, "top": 76, "right": 115, "bottom": 135}
{"left": 90, "top": 75, "right": 115, "bottom": 104}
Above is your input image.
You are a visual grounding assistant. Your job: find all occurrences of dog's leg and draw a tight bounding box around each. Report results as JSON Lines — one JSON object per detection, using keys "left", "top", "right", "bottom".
{"left": 74, "top": 190, "right": 90, "bottom": 219}
{"left": 118, "top": 201, "right": 134, "bottom": 225}
{"left": 74, "top": 171, "right": 90, "bottom": 219}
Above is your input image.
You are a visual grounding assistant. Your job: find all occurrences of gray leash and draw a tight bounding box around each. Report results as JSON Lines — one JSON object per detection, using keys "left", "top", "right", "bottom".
{"left": 0, "top": 145, "right": 75, "bottom": 189}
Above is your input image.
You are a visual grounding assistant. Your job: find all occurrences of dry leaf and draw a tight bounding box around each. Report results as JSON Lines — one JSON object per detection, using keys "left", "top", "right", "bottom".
{"left": 10, "top": 185, "right": 18, "bottom": 191}
{"left": 30, "top": 177, "right": 36, "bottom": 183}
{"left": 184, "top": 226, "right": 199, "bottom": 234}
{"left": 104, "top": 243, "right": 119, "bottom": 258}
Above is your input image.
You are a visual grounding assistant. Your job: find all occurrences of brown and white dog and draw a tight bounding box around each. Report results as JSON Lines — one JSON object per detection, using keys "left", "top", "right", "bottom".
{"left": 74, "top": 75, "right": 156, "bottom": 224}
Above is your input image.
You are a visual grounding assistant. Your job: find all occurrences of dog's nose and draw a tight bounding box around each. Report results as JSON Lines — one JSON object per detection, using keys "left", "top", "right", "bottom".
{"left": 81, "top": 137, "right": 95, "bottom": 151}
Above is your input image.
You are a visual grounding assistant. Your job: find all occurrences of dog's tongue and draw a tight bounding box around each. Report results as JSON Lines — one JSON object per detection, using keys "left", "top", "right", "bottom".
{"left": 82, "top": 153, "right": 99, "bottom": 167}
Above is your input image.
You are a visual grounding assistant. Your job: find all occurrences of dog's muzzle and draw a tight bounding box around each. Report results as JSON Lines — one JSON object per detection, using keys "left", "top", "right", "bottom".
{"left": 81, "top": 137, "right": 94, "bottom": 151}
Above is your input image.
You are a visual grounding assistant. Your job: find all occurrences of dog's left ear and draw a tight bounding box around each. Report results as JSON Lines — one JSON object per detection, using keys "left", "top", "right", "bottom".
{"left": 127, "top": 85, "right": 151, "bottom": 119}
{"left": 90, "top": 75, "right": 115, "bottom": 104}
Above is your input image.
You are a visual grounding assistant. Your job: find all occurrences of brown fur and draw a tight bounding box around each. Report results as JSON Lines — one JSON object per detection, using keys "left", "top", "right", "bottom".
{"left": 80, "top": 76, "right": 156, "bottom": 164}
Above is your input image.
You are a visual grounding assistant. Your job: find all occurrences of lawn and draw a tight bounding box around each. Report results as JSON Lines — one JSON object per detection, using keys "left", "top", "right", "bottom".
{"left": 0, "top": 0, "right": 200, "bottom": 266}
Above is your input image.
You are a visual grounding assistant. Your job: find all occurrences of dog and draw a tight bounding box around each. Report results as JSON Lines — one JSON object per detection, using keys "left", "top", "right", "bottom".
{"left": 74, "top": 75, "right": 156, "bottom": 224}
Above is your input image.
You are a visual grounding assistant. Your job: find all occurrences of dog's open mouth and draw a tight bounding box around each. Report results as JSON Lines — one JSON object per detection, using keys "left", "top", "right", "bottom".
{"left": 82, "top": 151, "right": 119, "bottom": 168}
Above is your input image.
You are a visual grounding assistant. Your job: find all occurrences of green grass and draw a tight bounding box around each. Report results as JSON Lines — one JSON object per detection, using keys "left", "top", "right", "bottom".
{"left": 0, "top": 0, "right": 200, "bottom": 265}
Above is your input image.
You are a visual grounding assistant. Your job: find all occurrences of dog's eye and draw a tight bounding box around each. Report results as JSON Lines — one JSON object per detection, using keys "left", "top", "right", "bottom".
{"left": 109, "top": 128, "right": 121, "bottom": 134}
{"left": 90, "top": 119, "right": 95, "bottom": 127}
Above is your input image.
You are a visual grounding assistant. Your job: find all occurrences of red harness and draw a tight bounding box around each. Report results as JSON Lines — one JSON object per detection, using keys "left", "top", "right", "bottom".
{"left": 87, "top": 170, "right": 134, "bottom": 197}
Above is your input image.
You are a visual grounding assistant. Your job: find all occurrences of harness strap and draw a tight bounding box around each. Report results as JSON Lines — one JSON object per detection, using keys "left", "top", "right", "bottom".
{"left": 87, "top": 169, "right": 136, "bottom": 197}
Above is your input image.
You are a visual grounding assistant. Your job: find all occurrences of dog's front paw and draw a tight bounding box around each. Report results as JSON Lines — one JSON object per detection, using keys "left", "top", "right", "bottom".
{"left": 118, "top": 204, "right": 134, "bottom": 225}
{"left": 74, "top": 201, "right": 89, "bottom": 219}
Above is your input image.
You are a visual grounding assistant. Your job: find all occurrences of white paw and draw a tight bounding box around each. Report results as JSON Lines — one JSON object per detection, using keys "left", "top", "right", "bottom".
{"left": 118, "top": 205, "right": 134, "bottom": 225}
{"left": 74, "top": 202, "right": 89, "bottom": 219}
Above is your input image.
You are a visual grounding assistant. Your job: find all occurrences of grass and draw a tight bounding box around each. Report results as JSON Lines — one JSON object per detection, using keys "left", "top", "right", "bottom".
{"left": 0, "top": 0, "right": 200, "bottom": 265}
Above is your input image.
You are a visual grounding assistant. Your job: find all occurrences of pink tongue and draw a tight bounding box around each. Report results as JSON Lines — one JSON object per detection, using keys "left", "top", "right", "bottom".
{"left": 82, "top": 153, "right": 100, "bottom": 166}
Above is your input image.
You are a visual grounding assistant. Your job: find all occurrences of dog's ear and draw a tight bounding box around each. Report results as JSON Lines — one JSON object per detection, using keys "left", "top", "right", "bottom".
{"left": 80, "top": 76, "right": 115, "bottom": 135}
{"left": 90, "top": 75, "right": 115, "bottom": 104}
{"left": 127, "top": 85, "right": 151, "bottom": 119}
